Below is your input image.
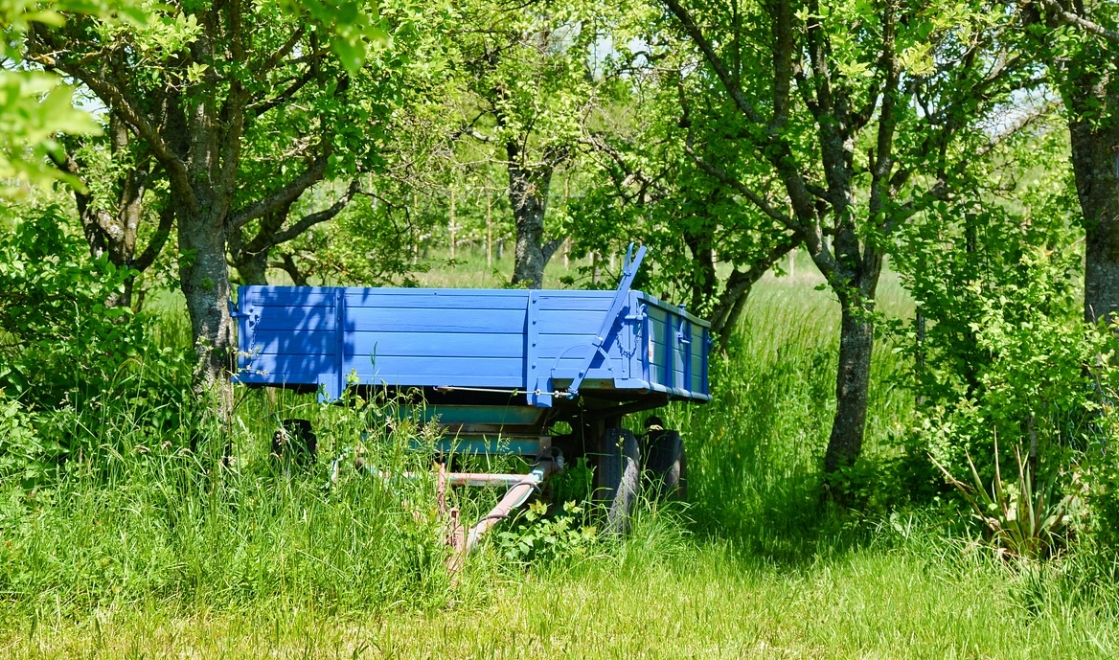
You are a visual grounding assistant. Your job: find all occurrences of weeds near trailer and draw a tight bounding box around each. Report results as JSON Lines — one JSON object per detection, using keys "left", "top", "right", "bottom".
{"left": 494, "top": 500, "right": 599, "bottom": 563}
{"left": 5, "top": 268, "right": 1119, "bottom": 658}
{"left": 0, "top": 381, "right": 462, "bottom": 616}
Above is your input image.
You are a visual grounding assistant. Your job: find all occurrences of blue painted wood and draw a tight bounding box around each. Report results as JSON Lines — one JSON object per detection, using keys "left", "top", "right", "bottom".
{"left": 233, "top": 282, "right": 712, "bottom": 406}
{"left": 396, "top": 405, "right": 546, "bottom": 426}
{"left": 526, "top": 291, "right": 546, "bottom": 406}
{"left": 565, "top": 244, "right": 645, "bottom": 398}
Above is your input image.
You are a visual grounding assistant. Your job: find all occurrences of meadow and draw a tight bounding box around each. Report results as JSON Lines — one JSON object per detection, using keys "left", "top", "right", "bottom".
{"left": 1, "top": 251, "right": 1116, "bottom": 658}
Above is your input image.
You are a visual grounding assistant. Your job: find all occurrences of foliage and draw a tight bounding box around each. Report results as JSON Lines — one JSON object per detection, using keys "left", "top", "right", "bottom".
{"left": 889, "top": 118, "right": 1105, "bottom": 500}
{"left": 0, "top": 0, "right": 141, "bottom": 192}
{"left": 642, "top": 0, "right": 1041, "bottom": 478}
{"left": 0, "top": 68, "right": 101, "bottom": 193}
{"left": 0, "top": 393, "right": 53, "bottom": 489}
{"left": 572, "top": 7, "right": 795, "bottom": 322}
{"left": 495, "top": 499, "right": 598, "bottom": 564}
{"left": 933, "top": 438, "right": 1082, "bottom": 561}
{"left": 276, "top": 188, "right": 422, "bottom": 285}
{"left": 0, "top": 203, "right": 198, "bottom": 486}
{"left": 908, "top": 245, "right": 1106, "bottom": 472}
{"left": 0, "top": 203, "right": 141, "bottom": 405}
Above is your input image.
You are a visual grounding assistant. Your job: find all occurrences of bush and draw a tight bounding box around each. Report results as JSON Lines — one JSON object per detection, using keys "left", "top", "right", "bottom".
{"left": 0, "top": 204, "right": 198, "bottom": 488}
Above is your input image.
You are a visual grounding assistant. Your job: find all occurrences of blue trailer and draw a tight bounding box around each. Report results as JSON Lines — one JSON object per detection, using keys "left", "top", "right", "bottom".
{"left": 232, "top": 246, "right": 711, "bottom": 540}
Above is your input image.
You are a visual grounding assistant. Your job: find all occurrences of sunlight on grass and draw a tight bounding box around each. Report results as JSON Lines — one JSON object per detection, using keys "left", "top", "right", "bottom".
{"left": 2, "top": 253, "right": 1115, "bottom": 659}
{"left": 4, "top": 541, "right": 1114, "bottom": 658}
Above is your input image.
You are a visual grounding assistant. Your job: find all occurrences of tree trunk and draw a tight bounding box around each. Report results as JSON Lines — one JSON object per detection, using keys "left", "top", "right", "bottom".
{"left": 818, "top": 219, "right": 882, "bottom": 480}
{"left": 1039, "top": 0, "right": 1119, "bottom": 325}
{"left": 233, "top": 248, "right": 270, "bottom": 285}
{"left": 1069, "top": 111, "right": 1119, "bottom": 324}
{"left": 508, "top": 158, "right": 554, "bottom": 289}
{"left": 709, "top": 236, "right": 799, "bottom": 339}
{"left": 273, "top": 252, "right": 310, "bottom": 286}
{"left": 58, "top": 113, "right": 163, "bottom": 309}
{"left": 486, "top": 192, "right": 493, "bottom": 268}
{"left": 823, "top": 296, "right": 875, "bottom": 475}
{"left": 178, "top": 210, "right": 236, "bottom": 393}
{"left": 449, "top": 187, "right": 457, "bottom": 261}
{"left": 682, "top": 226, "right": 716, "bottom": 312}
{"left": 229, "top": 206, "right": 287, "bottom": 286}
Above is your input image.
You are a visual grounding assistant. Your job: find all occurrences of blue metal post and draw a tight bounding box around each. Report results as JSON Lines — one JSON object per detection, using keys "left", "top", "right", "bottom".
{"left": 566, "top": 243, "right": 646, "bottom": 397}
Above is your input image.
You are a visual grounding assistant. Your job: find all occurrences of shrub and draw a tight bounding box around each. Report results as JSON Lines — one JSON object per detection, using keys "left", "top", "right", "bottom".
{"left": 934, "top": 436, "right": 1082, "bottom": 560}
{"left": 0, "top": 203, "right": 198, "bottom": 487}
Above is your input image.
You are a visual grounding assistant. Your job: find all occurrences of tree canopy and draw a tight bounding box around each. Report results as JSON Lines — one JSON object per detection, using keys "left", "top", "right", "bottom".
{"left": 3, "top": 0, "right": 1118, "bottom": 503}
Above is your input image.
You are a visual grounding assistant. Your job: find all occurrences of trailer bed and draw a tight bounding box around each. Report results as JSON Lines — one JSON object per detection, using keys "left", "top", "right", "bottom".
{"left": 233, "top": 285, "right": 710, "bottom": 407}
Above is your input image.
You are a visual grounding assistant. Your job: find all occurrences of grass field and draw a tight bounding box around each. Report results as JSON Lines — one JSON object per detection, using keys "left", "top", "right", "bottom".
{"left": 5, "top": 541, "right": 1117, "bottom": 658}
{"left": 2, "top": 249, "right": 1116, "bottom": 658}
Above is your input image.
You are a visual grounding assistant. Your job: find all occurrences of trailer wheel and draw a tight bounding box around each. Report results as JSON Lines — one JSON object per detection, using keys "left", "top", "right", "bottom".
{"left": 271, "top": 418, "right": 318, "bottom": 466}
{"left": 594, "top": 427, "right": 641, "bottom": 536}
{"left": 645, "top": 429, "right": 687, "bottom": 502}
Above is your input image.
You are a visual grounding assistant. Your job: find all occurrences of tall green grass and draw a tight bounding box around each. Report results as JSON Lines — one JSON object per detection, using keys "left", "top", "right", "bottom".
{"left": 3, "top": 265, "right": 1118, "bottom": 658}
{"left": 660, "top": 269, "right": 916, "bottom": 558}
{"left": 0, "top": 388, "right": 460, "bottom": 615}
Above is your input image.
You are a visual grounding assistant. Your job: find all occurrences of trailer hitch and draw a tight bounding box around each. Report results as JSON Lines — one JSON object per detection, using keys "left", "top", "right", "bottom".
{"left": 444, "top": 447, "right": 564, "bottom": 573}
{"left": 333, "top": 446, "right": 565, "bottom": 574}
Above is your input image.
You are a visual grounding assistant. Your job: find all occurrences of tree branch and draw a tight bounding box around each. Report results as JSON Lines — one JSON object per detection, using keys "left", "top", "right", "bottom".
{"left": 255, "top": 26, "right": 305, "bottom": 78}
{"left": 27, "top": 34, "right": 197, "bottom": 211}
{"left": 662, "top": 0, "right": 768, "bottom": 126}
{"left": 867, "top": 0, "right": 900, "bottom": 231}
{"left": 230, "top": 153, "right": 330, "bottom": 229}
{"left": 270, "top": 252, "right": 310, "bottom": 286}
{"left": 132, "top": 203, "right": 176, "bottom": 272}
{"left": 710, "top": 231, "right": 800, "bottom": 335}
{"left": 684, "top": 133, "right": 796, "bottom": 228}
{"left": 1039, "top": 0, "right": 1119, "bottom": 44}
{"left": 270, "top": 179, "right": 361, "bottom": 246}
{"left": 248, "top": 67, "right": 317, "bottom": 118}
{"left": 542, "top": 237, "right": 566, "bottom": 263}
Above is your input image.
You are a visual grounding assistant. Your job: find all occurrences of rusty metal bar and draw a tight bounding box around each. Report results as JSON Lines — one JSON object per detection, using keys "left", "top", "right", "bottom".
{"left": 446, "top": 449, "right": 564, "bottom": 572}
{"left": 370, "top": 469, "right": 549, "bottom": 488}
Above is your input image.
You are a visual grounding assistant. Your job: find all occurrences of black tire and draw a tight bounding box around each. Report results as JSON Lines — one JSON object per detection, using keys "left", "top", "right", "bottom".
{"left": 645, "top": 429, "right": 687, "bottom": 501}
{"left": 593, "top": 427, "right": 641, "bottom": 536}
{"left": 271, "top": 418, "right": 318, "bottom": 466}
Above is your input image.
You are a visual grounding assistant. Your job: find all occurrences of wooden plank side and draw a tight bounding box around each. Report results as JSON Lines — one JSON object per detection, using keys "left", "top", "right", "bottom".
{"left": 348, "top": 332, "right": 523, "bottom": 359}
{"left": 249, "top": 330, "right": 336, "bottom": 356}
{"left": 534, "top": 291, "right": 635, "bottom": 390}
{"left": 533, "top": 333, "right": 625, "bottom": 359}
{"left": 237, "top": 353, "right": 335, "bottom": 386}
{"left": 251, "top": 306, "right": 337, "bottom": 332}
{"left": 531, "top": 296, "right": 614, "bottom": 312}
{"left": 345, "top": 356, "right": 524, "bottom": 386}
{"left": 691, "top": 346, "right": 704, "bottom": 393}
{"left": 533, "top": 309, "right": 613, "bottom": 333}
{"left": 549, "top": 356, "right": 623, "bottom": 377}
{"left": 344, "top": 290, "right": 529, "bottom": 311}
{"left": 645, "top": 305, "right": 671, "bottom": 392}
{"left": 636, "top": 292, "right": 712, "bottom": 327}
{"left": 242, "top": 288, "right": 337, "bottom": 308}
{"left": 345, "top": 307, "right": 527, "bottom": 334}
{"left": 235, "top": 285, "right": 711, "bottom": 401}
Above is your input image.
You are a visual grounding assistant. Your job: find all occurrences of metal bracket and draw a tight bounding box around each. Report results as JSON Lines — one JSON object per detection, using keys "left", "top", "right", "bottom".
{"left": 566, "top": 243, "right": 647, "bottom": 397}
{"left": 228, "top": 297, "right": 247, "bottom": 319}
